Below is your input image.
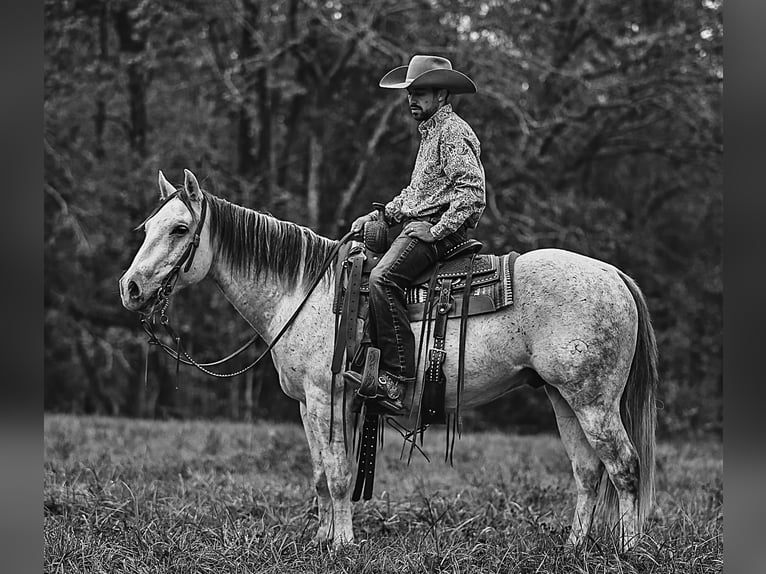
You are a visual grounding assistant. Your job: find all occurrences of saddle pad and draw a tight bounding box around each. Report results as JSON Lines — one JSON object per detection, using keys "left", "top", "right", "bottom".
{"left": 406, "top": 252, "right": 519, "bottom": 322}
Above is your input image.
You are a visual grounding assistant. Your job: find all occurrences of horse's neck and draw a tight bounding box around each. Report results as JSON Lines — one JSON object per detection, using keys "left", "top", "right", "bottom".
{"left": 209, "top": 263, "right": 331, "bottom": 344}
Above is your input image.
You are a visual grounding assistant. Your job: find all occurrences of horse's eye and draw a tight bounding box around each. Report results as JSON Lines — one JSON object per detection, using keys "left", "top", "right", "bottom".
{"left": 171, "top": 225, "right": 189, "bottom": 236}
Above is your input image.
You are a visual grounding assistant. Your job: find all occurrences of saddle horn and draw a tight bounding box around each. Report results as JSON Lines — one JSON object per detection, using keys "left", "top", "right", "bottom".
{"left": 364, "top": 202, "right": 389, "bottom": 253}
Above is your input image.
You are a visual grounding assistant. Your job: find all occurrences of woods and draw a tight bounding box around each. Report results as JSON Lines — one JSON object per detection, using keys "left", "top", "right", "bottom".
{"left": 44, "top": 0, "right": 722, "bottom": 436}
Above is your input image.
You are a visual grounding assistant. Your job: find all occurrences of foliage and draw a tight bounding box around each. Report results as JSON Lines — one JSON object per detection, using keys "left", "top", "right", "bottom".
{"left": 44, "top": 414, "right": 723, "bottom": 573}
{"left": 44, "top": 0, "right": 722, "bottom": 435}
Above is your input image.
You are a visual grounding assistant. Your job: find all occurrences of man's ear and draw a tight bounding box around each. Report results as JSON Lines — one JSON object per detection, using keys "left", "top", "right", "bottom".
{"left": 183, "top": 169, "right": 202, "bottom": 202}
{"left": 158, "top": 170, "right": 175, "bottom": 200}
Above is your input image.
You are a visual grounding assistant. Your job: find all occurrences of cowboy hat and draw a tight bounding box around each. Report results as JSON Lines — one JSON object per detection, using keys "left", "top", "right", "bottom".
{"left": 379, "top": 55, "right": 477, "bottom": 94}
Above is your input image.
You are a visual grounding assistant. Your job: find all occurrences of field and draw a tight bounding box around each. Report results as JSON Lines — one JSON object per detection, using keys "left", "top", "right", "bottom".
{"left": 44, "top": 414, "right": 722, "bottom": 573}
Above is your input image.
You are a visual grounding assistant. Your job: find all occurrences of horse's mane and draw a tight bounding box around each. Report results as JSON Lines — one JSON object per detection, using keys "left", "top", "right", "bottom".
{"left": 205, "top": 194, "right": 338, "bottom": 290}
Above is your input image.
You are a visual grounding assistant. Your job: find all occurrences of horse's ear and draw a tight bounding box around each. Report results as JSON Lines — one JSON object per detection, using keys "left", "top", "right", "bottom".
{"left": 158, "top": 170, "right": 175, "bottom": 200}
{"left": 183, "top": 169, "right": 202, "bottom": 202}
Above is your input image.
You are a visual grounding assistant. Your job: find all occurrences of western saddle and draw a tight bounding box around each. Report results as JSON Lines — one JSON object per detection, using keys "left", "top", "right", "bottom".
{"left": 330, "top": 212, "right": 521, "bottom": 499}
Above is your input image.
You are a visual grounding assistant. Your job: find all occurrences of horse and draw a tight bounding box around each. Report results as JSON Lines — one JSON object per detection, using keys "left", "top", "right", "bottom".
{"left": 120, "top": 169, "right": 658, "bottom": 550}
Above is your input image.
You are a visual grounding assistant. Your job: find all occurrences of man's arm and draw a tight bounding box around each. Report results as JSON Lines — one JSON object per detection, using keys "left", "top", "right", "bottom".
{"left": 351, "top": 188, "right": 407, "bottom": 233}
{"left": 383, "top": 191, "right": 406, "bottom": 224}
{"left": 429, "top": 133, "right": 486, "bottom": 240}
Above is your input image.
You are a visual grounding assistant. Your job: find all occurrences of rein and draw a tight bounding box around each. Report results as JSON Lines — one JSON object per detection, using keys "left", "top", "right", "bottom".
{"left": 138, "top": 194, "right": 355, "bottom": 378}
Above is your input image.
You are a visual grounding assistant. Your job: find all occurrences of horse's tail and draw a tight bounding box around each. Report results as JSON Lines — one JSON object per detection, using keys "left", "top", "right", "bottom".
{"left": 598, "top": 271, "right": 658, "bottom": 533}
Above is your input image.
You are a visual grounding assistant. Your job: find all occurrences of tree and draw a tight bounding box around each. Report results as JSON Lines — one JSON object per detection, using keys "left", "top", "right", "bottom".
{"left": 44, "top": 0, "right": 722, "bottom": 435}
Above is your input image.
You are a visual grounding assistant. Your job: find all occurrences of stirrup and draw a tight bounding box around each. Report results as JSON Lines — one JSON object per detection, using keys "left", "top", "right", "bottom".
{"left": 343, "top": 370, "right": 406, "bottom": 415}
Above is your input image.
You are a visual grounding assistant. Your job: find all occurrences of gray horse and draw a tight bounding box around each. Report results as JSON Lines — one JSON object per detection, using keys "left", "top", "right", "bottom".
{"left": 120, "top": 169, "right": 658, "bottom": 550}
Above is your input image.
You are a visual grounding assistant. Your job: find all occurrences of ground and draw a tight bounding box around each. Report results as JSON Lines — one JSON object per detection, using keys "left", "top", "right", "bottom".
{"left": 44, "top": 414, "right": 722, "bottom": 573}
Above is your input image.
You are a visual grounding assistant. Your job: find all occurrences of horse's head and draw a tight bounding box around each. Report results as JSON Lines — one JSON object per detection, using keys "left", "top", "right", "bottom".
{"left": 120, "top": 169, "right": 213, "bottom": 313}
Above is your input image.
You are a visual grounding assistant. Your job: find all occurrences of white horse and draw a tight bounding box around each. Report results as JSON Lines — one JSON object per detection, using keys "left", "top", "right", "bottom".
{"left": 120, "top": 169, "right": 658, "bottom": 550}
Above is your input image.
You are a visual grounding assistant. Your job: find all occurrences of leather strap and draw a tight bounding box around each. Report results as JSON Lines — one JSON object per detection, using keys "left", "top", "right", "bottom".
{"left": 422, "top": 278, "right": 452, "bottom": 423}
{"left": 331, "top": 250, "right": 365, "bottom": 374}
{"left": 352, "top": 414, "right": 379, "bottom": 501}
{"left": 331, "top": 246, "right": 366, "bottom": 374}
{"left": 157, "top": 193, "right": 208, "bottom": 298}
{"left": 432, "top": 279, "right": 453, "bottom": 349}
{"left": 344, "top": 255, "right": 364, "bottom": 359}
{"left": 455, "top": 253, "right": 476, "bottom": 437}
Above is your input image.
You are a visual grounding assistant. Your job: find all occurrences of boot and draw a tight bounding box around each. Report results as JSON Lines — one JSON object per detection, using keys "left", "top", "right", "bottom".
{"left": 343, "top": 370, "right": 406, "bottom": 415}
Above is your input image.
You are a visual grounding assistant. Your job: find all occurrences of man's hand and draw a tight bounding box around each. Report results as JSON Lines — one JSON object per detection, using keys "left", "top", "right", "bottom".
{"left": 404, "top": 221, "right": 437, "bottom": 243}
{"left": 350, "top": 213, "right": 375, "bottom": 234}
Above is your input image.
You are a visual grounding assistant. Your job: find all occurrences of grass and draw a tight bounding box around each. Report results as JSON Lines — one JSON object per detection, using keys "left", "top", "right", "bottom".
{"left": 44, "top": 414, "right": 722, "bottom": 573}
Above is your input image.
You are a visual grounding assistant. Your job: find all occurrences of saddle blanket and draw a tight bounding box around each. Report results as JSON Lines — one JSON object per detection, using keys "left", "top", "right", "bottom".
{"left": 405, "top": 252, "right": 519, "bottom": 322}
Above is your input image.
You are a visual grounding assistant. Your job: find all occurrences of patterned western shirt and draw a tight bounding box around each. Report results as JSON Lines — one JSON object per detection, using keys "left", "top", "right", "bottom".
{"left": 383, "top": 104, "right": 486, "bottom": 240}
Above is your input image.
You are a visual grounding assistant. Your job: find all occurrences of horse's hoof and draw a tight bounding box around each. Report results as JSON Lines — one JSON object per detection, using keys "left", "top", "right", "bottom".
{"left": 330, "top": 535, "right": 356, "bottom": 550}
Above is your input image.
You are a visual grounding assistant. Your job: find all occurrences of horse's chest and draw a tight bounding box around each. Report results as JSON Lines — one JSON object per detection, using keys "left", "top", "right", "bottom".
{"left": 271, "top": 334, "right": 331, "bottom": 401}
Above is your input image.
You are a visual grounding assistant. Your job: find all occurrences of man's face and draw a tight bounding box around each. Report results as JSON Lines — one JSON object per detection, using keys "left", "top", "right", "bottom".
{"left": 407, "top": 87, "right": 445, "bottom": 122}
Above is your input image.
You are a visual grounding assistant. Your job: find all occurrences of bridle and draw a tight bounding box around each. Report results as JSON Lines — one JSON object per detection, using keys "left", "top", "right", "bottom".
{"left": 137, "top": 189, "right": 254, "bottom": 377}
{"left": 143, "top": 189, "right": 208, "bottom": 307}
{"left": 135, "top": 190, "right": 354, "bottom": 378}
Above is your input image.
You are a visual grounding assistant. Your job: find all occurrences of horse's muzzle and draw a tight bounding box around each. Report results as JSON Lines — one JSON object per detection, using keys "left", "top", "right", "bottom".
{"left": 119, "top": 273, "right": 150, "bottom": 312}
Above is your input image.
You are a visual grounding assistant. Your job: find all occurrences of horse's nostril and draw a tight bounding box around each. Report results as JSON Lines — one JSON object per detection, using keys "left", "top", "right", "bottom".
{"left": 128, "top": 280, "right": 141, "bottom": 299}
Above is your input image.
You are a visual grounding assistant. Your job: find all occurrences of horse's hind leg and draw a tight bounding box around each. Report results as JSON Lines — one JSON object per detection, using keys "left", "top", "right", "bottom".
{"left": 546, "top": 385, "right": 604, "bottom": 546}
{"left": 565, "top": 393, "right": 642, "bottom": 549}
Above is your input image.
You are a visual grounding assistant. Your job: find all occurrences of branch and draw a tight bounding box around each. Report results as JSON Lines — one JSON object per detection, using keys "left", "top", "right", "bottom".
{"left": 590, "top": 142, "right": 722, "bottom": 163}
{"left": 333, "top": 98, "right": 399, "bottom": 231}
{"left": 479, "top": 86, "right": 533, "bottom": 159}
{"left": 327, "top": 36, "right": 359, "bottom": 84}
{"left": 45, "top": 183, "right": 93, "bottom": 254}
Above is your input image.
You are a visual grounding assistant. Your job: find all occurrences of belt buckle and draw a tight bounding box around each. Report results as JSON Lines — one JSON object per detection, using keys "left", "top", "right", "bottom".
{"left": 429, "top": 348, "right": 447, "bottom": 363}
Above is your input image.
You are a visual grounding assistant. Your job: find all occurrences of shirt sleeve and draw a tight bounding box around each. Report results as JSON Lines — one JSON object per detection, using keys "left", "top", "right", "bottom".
{"left": 429, "top": 131, "right": 486, "bottom": 240}
{"left": 384, "top": 191, "right": 406, "bottom": 223}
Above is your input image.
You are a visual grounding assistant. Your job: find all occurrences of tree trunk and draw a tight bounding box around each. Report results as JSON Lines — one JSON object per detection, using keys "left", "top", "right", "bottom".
{"left": 243, "top": 370, "right": 253, "bottom": 423}
{"left": 276, "top": 0, "right": 304, "bottom": 191}
{"left": 126, "top": 64, "right": 148, "bottom": 157}
{"left": 112, "top": 6, "right": 148, "bottom": 157}
{"left": 237, "top": 0, "right": 258, "bottom": 178}
{"left": 94, "top": 1, "right": 109, "bottom": 159}
{"left": 256, "top": 64, "right": 274, "bottom": 197}
{"left": 307, "top": 130, "right": 322, "bottom": 228}
{"left": 229, "top": 378, "right": 240, "bottom": 420}
{"left": 136, "top": 345, "right": 149, "bottom": 418}
{"left": 334, "top": 99, "right": 399, "bottom": 234}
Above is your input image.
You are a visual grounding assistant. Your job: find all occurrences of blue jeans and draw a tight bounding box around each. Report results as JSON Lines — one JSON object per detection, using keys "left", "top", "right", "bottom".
{"left": 367, "top": 221, "right": 467, "bottom": 382}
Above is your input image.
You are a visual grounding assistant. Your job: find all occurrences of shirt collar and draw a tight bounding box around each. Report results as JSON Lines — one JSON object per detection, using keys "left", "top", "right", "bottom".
{"left": 418, "top": 104, "right": 453, "bottom": 136}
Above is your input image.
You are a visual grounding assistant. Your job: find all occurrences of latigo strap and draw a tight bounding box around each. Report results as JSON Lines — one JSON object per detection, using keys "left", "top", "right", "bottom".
{"left": 422, "top": 278, "right": 453, "bottom": 424}
{"left": 332, "top": 247, "right": 365, "bottom": 374}
{"left": 352, "top": 413, "right": 380, "bottom": 501}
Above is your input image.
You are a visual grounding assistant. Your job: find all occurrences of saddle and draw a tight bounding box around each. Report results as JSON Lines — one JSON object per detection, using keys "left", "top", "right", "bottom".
{"left": 333, "top": 240, "right": 518, "bottom": 324}
{"left": 331, "top": 227, "right": 520, "bottom": 501}
{"left": 332, "top": 237, "right": 520, "bottom": 407}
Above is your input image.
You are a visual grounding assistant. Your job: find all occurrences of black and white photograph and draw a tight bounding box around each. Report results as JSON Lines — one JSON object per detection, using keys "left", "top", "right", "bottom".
{"left": 43, "top": 1, "right": 723, "bottom": 572}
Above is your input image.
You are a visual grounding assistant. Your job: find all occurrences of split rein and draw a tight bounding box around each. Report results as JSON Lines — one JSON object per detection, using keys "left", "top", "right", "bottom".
{"left": 137, "top": 190, "right": 356, "bottom": 378}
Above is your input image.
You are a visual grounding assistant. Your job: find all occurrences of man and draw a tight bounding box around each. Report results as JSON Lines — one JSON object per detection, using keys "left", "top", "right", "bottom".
{"left": 345, "top": 54, "right": 486, "bottom": 414}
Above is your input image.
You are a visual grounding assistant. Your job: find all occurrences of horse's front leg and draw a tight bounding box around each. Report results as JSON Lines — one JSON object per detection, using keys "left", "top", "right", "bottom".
{"left": 299, "top": 402, "right": 333, "bottom": 545}
{"left": 305, "top": 381, "right": 354, "bottom": 547}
